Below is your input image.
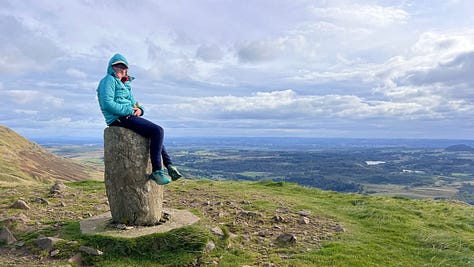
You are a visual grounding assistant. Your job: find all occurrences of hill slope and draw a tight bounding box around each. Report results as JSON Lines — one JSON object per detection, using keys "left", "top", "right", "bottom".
{"left": 0, "top": 125, "right": 102, "bottom": 185}
{"left": 0, "top": 180, "right": 473, "bottom": 266}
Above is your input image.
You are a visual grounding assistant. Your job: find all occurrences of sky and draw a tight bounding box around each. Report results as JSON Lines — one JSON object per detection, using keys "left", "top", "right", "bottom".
{"left": 1, "top": 0, "right": 474, "bottom": 141}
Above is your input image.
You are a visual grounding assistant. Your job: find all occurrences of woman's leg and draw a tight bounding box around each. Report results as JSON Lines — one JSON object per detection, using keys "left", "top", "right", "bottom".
{"left": 114, "top": 116, "right": 165, "bottom": 171}
{"left": 161, "top": 146, "right": 173, "bottom": 167}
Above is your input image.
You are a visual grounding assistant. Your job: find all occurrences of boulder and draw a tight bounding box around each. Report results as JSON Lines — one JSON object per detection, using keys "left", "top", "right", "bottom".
{"left": 104, "top": 126, "right": 164, "bottom": 226}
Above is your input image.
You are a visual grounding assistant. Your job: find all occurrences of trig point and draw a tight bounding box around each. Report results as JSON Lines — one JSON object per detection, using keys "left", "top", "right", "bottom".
{"left": 103, "top": 126, "right": 164, "bottom": 226}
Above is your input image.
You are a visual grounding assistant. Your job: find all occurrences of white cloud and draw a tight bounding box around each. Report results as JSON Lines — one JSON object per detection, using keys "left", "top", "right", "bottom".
{"left": 1, "top": 1, "right": 474, "bottom": 139}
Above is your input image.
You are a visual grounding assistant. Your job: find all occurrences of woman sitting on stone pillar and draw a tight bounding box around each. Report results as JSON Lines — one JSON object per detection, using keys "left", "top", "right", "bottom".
{"left": 97, "top": 53, "right": 182, "bottom": 185}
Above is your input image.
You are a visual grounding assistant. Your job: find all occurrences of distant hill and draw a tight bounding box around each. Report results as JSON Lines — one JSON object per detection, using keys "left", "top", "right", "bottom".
{"left": 445, "top": 144, "right": 474, "bottom": 152}
{"left": 0, "top": 125, "right": 102, "bottom": 185}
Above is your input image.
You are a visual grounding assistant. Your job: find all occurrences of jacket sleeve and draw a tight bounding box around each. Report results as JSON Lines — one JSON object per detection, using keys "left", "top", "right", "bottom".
{"left": 128, "top": 86, "right": 145, "bottom": 116}
{"left": 98, "top": 77, "right": 134, "bottom": 116}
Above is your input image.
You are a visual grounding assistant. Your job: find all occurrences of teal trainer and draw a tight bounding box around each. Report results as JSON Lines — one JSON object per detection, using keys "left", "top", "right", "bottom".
{"left": 167, "top": 165, "right": 183, "bottom": 181}
{"left": 149, "top": 170, "right": 170, "bottom": 185}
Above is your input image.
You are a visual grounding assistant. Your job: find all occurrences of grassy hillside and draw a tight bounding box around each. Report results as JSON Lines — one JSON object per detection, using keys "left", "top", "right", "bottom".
{"left": 1, "top": 179, "right": 472, "bottom": 266}
{"left": 0, "top": 125, "right": 102, "bottom": 185}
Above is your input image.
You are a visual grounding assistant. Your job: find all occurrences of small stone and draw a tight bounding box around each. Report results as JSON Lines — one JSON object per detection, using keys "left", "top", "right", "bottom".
{"left": 50, "top": 180, "right": 67, "bottom": 194}
{"left": 50, "top": 249, "right": 60, "bottom": 257}
{"left": 10, "top": 200, "right": 30, "bottom": 210}
{"left": 299, "top": 216, "right": 310, "bottom": 224}
{"left": 68, "top": 252, "right": 82, "bottom": 265}
{"left": 210, "top": 226, "right": 225, "bottom": 238}
{"left": 0, "top": 226, "right": 17, "bottom": 245}
{"left": 79, "top": 245, "right": 103, "bottom": 256}
{"left": 297, "top": 210, "right": 311, "bottom": 216}
{"left": 240, "top": 200, "right": 251, "bottom": 205}
{"left": 204, "top": 240, "right": 215, "bottom": 252}
{"left": 276, "top": 233, "right": 297, "bottom": 246}
{"left": 116, "top": 224, "right": 127, "bottom": 230}
{"left": 272, "top": 215, "right": 284, "bottom": 222}
{"left": 35, "top": 237, "right": 64, "bottom": 251}
{"left": 276, "top": 207, "right": 290, "bottom": 213}
{"left": 257, "top": 231, "right": 268, "bottom": 237}
{"left": 238, "top": 210, "right": 263, "bottom": 219}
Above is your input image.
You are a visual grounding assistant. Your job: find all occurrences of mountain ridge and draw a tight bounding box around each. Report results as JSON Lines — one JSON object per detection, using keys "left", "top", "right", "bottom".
{"left": 0, "top": 125, "right": 102, "bottom": 185}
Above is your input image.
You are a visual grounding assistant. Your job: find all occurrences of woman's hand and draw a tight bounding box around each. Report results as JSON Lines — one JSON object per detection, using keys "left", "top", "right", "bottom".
{"left": 133, "top": 107, "right": 142, "bottom": 116}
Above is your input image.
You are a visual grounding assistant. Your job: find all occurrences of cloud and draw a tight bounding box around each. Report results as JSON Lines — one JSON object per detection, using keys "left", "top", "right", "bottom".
{"left": 0, "top": 14, "right": 64, "bottom": 73}
{"left": 1, "top": 1, "right": 474, "bottom": 139}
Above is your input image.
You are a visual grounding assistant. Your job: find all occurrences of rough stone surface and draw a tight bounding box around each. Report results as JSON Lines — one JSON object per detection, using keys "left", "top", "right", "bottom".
{"left": 104, "top": 126, "right": 164, "bottom": 226}
{"left": 79, "top": 208, "right": 200, "bottom": 238}
{"left": 0, "top": 226, "right": 17, "bottom": 245}
{"left": 10, "top": 200, "right": 30, "bottom": 210}
{"left": 50, "top": 180, "right": 67, "bottom": 194}
{"left": 275, "top": 233, "right": 297, "bottom": 245}
{"left": 79, "top": 245, "right": 103, "bottom": 256}
{"left": 35, "top": 237, "right": 64, "bottom": 251}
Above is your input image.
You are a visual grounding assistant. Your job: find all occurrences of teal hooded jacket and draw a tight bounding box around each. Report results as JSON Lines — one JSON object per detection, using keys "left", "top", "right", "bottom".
{"left": 97, "top": 54, "right": 144, "bottom": 125}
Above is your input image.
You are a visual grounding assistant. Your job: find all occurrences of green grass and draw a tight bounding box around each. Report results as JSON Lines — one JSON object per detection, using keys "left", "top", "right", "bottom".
{"left": 1, "top": 180, "right": 473, "bottom": 266}
{"left": 171, "top": 180, "right": 474, "bottom": 266}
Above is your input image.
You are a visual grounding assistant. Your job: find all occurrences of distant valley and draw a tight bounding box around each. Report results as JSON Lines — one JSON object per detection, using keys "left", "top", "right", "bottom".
{"left": 42, "top": 137, "right": 474, "bottom": 205}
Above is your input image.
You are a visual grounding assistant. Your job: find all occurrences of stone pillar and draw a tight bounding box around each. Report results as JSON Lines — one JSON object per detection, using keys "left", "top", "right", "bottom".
{"left": 103, "top": 126, "right": 164, "bottom": 226}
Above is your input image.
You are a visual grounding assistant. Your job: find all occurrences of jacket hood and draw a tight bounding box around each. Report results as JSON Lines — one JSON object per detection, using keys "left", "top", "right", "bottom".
{"left": 107, "top": 53, "right": 129, "bottom": 75}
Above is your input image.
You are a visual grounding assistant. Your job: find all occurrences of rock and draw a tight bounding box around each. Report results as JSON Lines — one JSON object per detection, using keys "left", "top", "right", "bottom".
{"left": 79, "top": 245, "right": 104, "bottom": 256}
{"left": 50, "top": 249, "right": 60, "bottom": 257}
{"left": 34, "top": 197, "right": 50, "bottom": 205}
{"left": 10, "top": 200, "right": 30, "bottom": 210}
{"left": 297, "top": 210, "right": 311, "bottom": 216}
{"left": 0, "top": 213, "right": 29, "bottom": 226}
{"left": 299, "top": 216, "right": 310, "bottom": 224}
{"left": 276, "top": 207, "right": 290, "bottom": 213}
{"left": 35, "top": 237, "right": 64, "bottom": 251}
{"left": 275, "top": 233, "right": 297, "bottom": 246}
{"left": 204, "top": 240, "right": 216, "bottom": 252}
{"left": 68, "top": 252, "right": 82, "bottom": 265}
{"left": 50, "top": 180, "right": 67, "bottom": 194}
{"left": 210, "top": 226, "right": 225, "bottom": 238}
{"left": 238, "top": 210, "right": 263, "bottom": 219}
{"left": 272, "top": 215, "right": 284, "bottom": 222}
{"left": 104, "top": 126, "right": 164, "bottom": 226}
{"left": 0, "top": 226, "right": 17, "bottom": 245}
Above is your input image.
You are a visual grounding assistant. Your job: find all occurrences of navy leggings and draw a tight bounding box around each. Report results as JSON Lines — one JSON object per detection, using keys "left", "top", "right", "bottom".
{"left": 110, "top": 116, "right": 172, "bottom": 171}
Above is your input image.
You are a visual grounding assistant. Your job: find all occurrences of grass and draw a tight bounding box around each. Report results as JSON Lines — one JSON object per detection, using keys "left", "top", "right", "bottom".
{"left": 1, "top": 179, "right": 473, "bottom": 266}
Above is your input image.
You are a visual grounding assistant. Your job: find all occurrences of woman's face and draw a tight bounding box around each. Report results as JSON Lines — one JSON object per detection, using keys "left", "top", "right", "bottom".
{"left": 112, "top": 65, "right": 127, "bottom": 79}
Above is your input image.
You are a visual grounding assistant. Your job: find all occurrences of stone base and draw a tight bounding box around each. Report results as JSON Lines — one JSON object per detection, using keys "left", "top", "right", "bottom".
{"left": 80, "top": 209, "right": 200, "bottom": 238}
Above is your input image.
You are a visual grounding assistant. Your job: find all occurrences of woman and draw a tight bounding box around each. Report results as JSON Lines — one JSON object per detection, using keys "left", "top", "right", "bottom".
{"left": 97, "top": 53, "right": 182, "bottom": 185}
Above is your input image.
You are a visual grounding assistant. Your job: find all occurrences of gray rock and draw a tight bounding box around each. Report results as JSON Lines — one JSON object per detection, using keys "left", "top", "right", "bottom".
{"left": 204, "top": 240, "right": 216, "bottom": 252}
{"left": 50, "top": 249, "right": 60, "bottom": 257}
{"left": 0, "top": 226, "right": 17, "bottom": 245}
{"left": 79, "top": 245, "right": 104, "bottom": 256}
{"left": 68, "top": 252, "right": 82, "bottom": 265}
{"left": 276, "top": 233, "right": 297, "bottom": 245}
{"left": 238, "top": 210, "right": 263, "bottom": 219}
{"left": 35, "top": 236, "right": 64, "bottom": 251}
{"left": 299, "top": 216, "right": 310, "bottom": 224}
{"left": 272, "top": 215, "right": 284, "bottom": 222}
{"left": 0, "top": 213, "right": 29, "bottom": 225}
{"left": 104, "top": 127, "right": 164, "bottom": 226}
{"left": 10, "top": 200, "right": 30, "bottom": 210}
{"left": 297, "top": 210, "right": 311, "bottom": 216}
{"left": 210, "top": 226, "right": 225, "bottom": 238}
{"left": 50, "top": 180, "right": 67, "bottom": 194}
